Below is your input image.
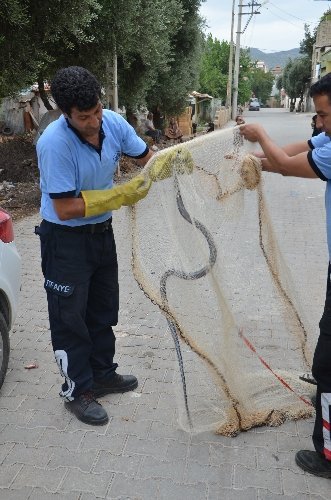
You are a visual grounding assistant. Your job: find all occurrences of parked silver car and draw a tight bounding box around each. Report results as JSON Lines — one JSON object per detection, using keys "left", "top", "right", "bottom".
{"left": 0, "top": 209, "right": 21, "bottom": 388}
{"left": 249, "top": 99, "right": 260, "bottom": 111}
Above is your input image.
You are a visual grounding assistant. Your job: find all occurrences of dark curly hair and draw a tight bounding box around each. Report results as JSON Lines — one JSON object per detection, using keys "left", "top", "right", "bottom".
{"left": 51, "top": 66, "right": 101, "bottom": 116}
{"left": 310, "top": 72, "right": 331, "bottom": 102}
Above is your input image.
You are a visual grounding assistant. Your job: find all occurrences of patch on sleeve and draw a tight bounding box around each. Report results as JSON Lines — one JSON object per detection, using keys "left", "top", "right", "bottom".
{"left": 44, "top": 279, "right": 74, "bottom": 296}
{"left": 113, "top": 151, "right": 121, "bottom": 163}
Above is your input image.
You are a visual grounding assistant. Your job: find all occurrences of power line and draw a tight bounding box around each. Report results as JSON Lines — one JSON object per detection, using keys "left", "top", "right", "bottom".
{"left": 261, "top": 4, "right": 307, "bottom": 30}
{"left": 261, "top": 2, "right": 328, "bottom": 31}
{"left": 238, "top": 0, "right": 329, "bottom": 53}
{"left": 267, "top": 2, "right": 309, "bottom": 23}
{"left": 240, "top": 2, "right": 299, "bottom": 51}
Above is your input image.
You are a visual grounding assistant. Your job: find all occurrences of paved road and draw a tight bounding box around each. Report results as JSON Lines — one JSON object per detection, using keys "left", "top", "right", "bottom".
{"left": 1, "top": 109, "right": 329, "bottom": 498}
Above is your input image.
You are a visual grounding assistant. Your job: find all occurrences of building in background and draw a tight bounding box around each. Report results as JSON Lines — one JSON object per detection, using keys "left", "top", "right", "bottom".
{"left": 320, "top": 47, "right": 331, "bottom": 76}
{"left": 255, "top": 60, "right": 268, "bottom": 72}
{"left": 307, "top": 15, "right": 331, "bottom": 111}
{"left": 312, "top": 16, "right": 331, "bottom": 80}
{"left": 270, "top": 65, "right": 283, "bottom": 78}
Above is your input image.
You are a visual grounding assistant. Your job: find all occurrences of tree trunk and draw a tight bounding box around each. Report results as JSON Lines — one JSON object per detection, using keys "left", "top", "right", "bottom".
{"left": 290, "top": 98, "right": 295, "bottom": 112}
{"left": 37, "top": 75, "right": 54, "bottom": 110}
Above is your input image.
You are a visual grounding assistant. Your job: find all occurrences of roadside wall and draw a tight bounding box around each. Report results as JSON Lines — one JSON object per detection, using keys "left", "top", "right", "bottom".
{"left": 214, "top": 107, "right": 232, "bottom": 129}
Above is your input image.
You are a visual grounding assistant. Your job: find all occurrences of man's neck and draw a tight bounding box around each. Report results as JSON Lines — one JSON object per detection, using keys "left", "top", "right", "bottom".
{"left": 84, "top": 132, "right": 100, "bottom": 147}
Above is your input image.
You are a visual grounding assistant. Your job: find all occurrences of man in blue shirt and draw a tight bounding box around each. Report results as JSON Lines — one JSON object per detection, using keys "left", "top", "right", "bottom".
{"left": 240, "top": 72, "right": 331, "bottom": 479}
{"left": 36, "top": 66, "right": 154, "bottom": 425}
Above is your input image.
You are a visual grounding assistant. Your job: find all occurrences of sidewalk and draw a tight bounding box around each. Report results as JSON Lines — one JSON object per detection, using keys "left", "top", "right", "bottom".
{"left": 0, "top": 170, "right": 329, "bottom": 498}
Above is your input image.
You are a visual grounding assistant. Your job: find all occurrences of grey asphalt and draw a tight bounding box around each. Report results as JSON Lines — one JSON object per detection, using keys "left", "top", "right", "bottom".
{"left": 1, "top": 109, "right": 330, "bottom": 499}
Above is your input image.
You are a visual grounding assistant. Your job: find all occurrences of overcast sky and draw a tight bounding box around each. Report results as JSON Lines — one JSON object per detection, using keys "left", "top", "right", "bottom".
{"left": 199, "top": 0, "right": 331, "bottom": 52}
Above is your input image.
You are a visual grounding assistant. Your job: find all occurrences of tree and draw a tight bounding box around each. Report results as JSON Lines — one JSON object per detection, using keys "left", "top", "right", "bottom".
{"left": 0, "top": 0, "right": 100, "bottom": 101}
{"left": 248, "top": 68, "right": 274, "bottom": 104}
{"left": 146, "top": 0, "right": 204, "bottom": 115}
{"left": 0, "top": 0, "right": 203, "bottom": 116}
{"left": 299, "top": 23, "right": 317, "bottom": 58}
{"left": 0, "top": 0, "right": 37, "bottom": 98}
{"left": 237, "top": 48, "right": 253, "bottom": 105}
{"left": 198, "top": 36, "right": 252, "bottom": 105}
{"left": 74, "top": 0, "right": 204, "bottom": 115}
{"left": 282, "top": 56, "right": 311, "bottom": 109}
{"left": 71, "top": 0, "right": 187, "bottom": 112}
{"left": 199, "top": 35, "right": 229, "bottom": 98}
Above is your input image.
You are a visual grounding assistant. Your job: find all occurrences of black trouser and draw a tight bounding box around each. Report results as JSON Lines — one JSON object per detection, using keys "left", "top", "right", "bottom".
{"left": 312, "top": 262, "right": 331, "bottom": 460}
{"left": 35, "top": 219, "right": 119, "bottom": 400}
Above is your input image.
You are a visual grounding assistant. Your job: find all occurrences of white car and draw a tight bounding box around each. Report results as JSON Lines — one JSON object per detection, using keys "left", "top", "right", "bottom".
{"left": 249, "top": 99, "right": 260, "bottom": 111}
{"left": 0, "top": 209, "right": 21, "bottom": 388}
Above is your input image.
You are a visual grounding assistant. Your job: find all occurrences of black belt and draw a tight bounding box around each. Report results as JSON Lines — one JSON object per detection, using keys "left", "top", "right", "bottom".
{"left": 50, "top": 217, "right": 112, "bottom": 234}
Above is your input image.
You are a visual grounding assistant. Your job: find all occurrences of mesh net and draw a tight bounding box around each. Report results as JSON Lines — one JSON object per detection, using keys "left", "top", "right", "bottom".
{"left": 131, "top": 126, "right": 314, "bottom": 436}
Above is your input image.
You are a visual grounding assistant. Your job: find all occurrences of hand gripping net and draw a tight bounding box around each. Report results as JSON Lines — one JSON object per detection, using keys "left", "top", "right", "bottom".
{"left": 131, "top": 127, "right": 314, "bottom": 436}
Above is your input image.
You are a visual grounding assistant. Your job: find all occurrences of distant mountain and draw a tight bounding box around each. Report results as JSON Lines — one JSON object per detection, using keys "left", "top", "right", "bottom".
{"left": 248, "top": 47, "right": 301, "bottom": 70}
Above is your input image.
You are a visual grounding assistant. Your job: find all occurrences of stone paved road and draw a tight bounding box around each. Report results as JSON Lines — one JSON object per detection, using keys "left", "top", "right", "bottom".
{"left": 0, "top": 110, "right": 330, "bottom": 499}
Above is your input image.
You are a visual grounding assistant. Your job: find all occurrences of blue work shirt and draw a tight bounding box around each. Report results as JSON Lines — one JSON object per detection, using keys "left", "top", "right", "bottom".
{"left": 37, "top": 110, "right": 148, "bottom": 226}
{"left": 308, "top": 132, "right": 331, "bottom": 258}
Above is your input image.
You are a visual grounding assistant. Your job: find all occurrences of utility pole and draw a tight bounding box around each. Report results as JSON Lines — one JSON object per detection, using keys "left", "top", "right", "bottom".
{"left": 232, "top": 0, "right": 243, "bottom": 120}
{"left": 231, "top": 1, "right": 261, "bottom": 120}
{"left": 226, "top": 0, "right": 235, "bottom": 108}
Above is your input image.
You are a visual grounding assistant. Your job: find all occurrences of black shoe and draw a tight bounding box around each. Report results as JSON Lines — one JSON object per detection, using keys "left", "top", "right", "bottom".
{"left": 295, "top": 450, "right": 331, "bottom": 478}
{"left": 299, "top": 373, "right": 317, "bottom": 385}
{"left": 65, "top": 391, "right": 109, "bottom": 425}
{"left": 92, "top": 374, "right": 138, "bottom": 397}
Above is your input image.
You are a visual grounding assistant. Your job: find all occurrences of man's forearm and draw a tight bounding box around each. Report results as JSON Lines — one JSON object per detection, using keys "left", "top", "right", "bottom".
{"left": 259, "top": 134, "right": 313, "bottom": 176}
{"left": 240, "top": 124, "right": 316, "bottom": 178}
{"left": 282, "top": 141, "right": 310, "bottom": 157}
{"left": 257, "top": 130, "right": 290, "bottom": 174}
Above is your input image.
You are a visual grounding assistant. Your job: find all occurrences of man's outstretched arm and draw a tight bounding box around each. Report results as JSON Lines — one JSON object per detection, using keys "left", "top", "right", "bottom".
{"left": 240, "top": 124, "right": 317, "bottom": 178}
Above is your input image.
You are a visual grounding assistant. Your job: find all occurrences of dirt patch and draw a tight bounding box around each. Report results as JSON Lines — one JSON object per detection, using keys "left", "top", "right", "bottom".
{"left": 0, "top": 135, "right": 40, "bottom": 221}
{"left": 0, "top": 133, "right": 160, "bottom": 221}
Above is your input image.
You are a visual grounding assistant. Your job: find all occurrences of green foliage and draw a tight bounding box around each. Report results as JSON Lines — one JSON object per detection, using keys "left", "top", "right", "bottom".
{"left": 248, "top": 68, "right": 274, "bottom": 104}
{"left": 299, "top": 24, "right": 316, "bottom": 58}
{"left": 146, "top": 0, "right": 204, "bottom": 115}
{"left": 0, "top": 0, "right": 100, "bottom": 98}
{"left": 0, "top": 0, "right": 35, "bottom": 96}
{"left": 199, "top": 34, "right": 229, "bottom": 98}
{"left": 199, "top": 36, "right": 253, "bottom": 104}
{"left": 282, "top": 57, "right": 311, "bottom": 100}
{"left": 75, "top": 0, "right": 204, "bottom": 114}
{"left": 0, "top": 0, "right": 204, "bottom": 116}
{"left": 237, "top": 48, "right": 253, "bottom": 105}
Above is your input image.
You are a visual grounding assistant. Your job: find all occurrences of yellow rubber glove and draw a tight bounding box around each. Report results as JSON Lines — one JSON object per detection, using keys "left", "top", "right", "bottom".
{"left": 81, "top": 174, "right": 151, "bottom": 217}
{"left": 149, "top": 147, "right": 195, "bottom": 182}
